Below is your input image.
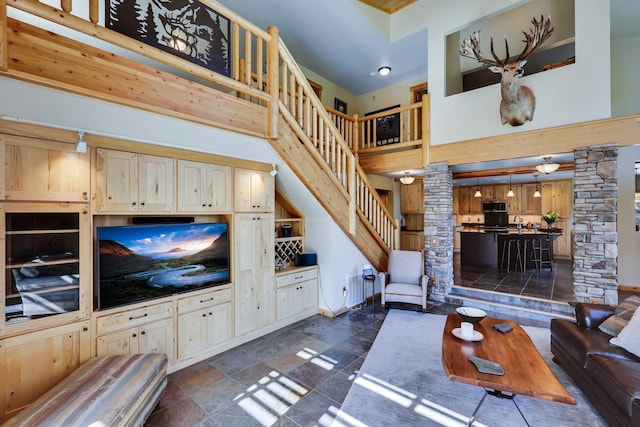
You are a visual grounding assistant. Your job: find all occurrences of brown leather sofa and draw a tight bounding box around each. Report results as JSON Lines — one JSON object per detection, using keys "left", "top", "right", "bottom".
{"left": 551, "top": 303, "right": 640, "bottom": 427}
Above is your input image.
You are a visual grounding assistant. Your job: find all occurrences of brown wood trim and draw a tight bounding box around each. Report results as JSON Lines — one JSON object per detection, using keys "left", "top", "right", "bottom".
{"left": 619, "top": 285, "right": 640, "bottom": 293}
{"left": 452, "top": 162, "right": 575, "bottom": 180}
{"left": 0, "top": 0, "right": 7, "bottom": 72}
{"left": 431, "top": 115, "right": 640, "bottom": 166}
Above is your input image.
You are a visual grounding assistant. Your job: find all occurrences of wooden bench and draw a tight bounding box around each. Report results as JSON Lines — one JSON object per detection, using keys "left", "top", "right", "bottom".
{"left": 4, "top": 353, "right": 168, "bottom": 427}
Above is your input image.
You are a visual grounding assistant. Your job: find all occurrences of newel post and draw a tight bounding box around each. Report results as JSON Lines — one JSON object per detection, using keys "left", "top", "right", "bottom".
{"left": 0, "top": 0, "right": 7, "bottom": 72}
{"left": 352, "top": 114, "right": 359, "bottom": 155}
{"left": 267, "top": 26, "right": 279, "bottom": 140}
{"left": 421, "top": 93, "right": 430, "bottom": 167}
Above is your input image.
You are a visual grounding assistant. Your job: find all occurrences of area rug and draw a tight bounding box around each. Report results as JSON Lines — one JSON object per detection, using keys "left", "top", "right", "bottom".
{"left": 335, "top": 310, "right": 606, "bottom": 427}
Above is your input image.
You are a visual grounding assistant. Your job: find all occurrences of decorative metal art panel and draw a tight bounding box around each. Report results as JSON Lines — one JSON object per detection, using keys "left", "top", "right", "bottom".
{"left": 106, "top": 0, "right": 231, "bottom": 76}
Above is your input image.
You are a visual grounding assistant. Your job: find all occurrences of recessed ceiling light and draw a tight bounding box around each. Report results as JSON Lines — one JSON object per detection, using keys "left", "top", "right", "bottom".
{"left": 378, "top": 66, "right": 391, "bottom": 76}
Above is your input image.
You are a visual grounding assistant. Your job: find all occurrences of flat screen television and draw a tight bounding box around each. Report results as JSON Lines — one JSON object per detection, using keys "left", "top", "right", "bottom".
{"left": 96, "top": 222, "right": 229, "bottom": 310}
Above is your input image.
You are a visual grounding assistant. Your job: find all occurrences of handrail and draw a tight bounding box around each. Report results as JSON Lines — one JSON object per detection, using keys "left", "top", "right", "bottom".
{"left": 3, "top": 0, "right": 398, "bottom": 252}
{"left": 278, "top": 40, "right": 397, "bottom": 250}
{"left": 7, "top": 0, "right": 272, "bottom": 102}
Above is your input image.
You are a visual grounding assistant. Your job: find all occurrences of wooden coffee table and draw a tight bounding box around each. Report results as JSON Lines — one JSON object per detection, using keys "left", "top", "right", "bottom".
{"left": 442, "top": 313, "right": 575, "bottom": 426}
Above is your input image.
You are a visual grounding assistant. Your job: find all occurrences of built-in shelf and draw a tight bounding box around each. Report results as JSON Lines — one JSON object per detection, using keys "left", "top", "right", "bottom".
{"left": 274, "top": 189, "right": 305, "bottom": 269}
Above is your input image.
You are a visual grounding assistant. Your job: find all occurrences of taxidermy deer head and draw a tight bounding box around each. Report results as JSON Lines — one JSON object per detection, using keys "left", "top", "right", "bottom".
{"left": 460, "top": 15, "right": 554, "bottom": 126}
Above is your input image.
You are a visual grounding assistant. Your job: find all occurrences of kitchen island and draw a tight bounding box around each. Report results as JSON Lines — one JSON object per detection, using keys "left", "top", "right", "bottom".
{"left": 460, "top": 228, "right": 563, "bottom": 270}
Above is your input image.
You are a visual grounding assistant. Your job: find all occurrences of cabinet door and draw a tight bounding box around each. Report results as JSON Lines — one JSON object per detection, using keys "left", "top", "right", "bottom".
{"left": 457, "top": 187, "right": 471, "bottom": 214}
{"left": 0, "top": 321, "right": 91, "bottom": 422}
{"left": 481, "top": 185, "right": 494, "bottom": 201}
{"left": 493, "top": 185, "right": 508, "bottom": 201}
{"left": 234, "top": 169, "right": 274, "bottom": 212}
{"left": 507, "top": 185, "right": 522, "bottom": 213}
{"left": 400, "top": 180, "right": 423, "bottom": 214}
{"left": 206, "top": 164, "right": 232, "bottom": 212}
{"left": 177, "top": 309, "right": 208, "bottom": 358}
{"left": 299, "top": 279, "right": 318, "bottom": 312}
{"left": 96, "top": 149, "right": 138, "bottom": 212}
{"left": 277, "top": 284, "right": 298, "bottom": 320}
{"left": 2, "top": 135, "right": 90, "bottom": 203}
{"left": 255, "top": 215, "right": 275, "bottom": 329}
{"left": 521, "top": 184, "right": 541, "bottom": 214}
{"left": 205, "top": 302, "right": 232, "bottom": 347}
{"left": 96, "top": 327, "right": 137, "bottom": 356}
{"left": 139, "top": 318, "right": 174, "bottom": 358}
{"left": 177, "top": 159, "right": 207, "bottom": 212}
{"left": 138, "top": 154, "right": 174, "bottom": 212}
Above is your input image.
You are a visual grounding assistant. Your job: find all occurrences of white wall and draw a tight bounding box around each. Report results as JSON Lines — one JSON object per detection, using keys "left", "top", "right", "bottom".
{"left": 428, "top": 0, "right": 611, "bottom": 145}
{"left": 355, "top": 74, "right": 428, "bottom": 116}
{"left": 611, "top": 37, "right": 640, "bottom": 117}
{"left": 298, "top": 65, "right": 357, "bottom": 114}
{"left": 617, "top": 145, "right": 640, "bottom": 286}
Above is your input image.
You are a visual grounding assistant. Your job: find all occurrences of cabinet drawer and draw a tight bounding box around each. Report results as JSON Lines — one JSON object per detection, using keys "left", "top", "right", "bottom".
{"left": 177, "top": 287, "right": 232, "bottom": 314}
{"left": 96, "top": 302, "right": 173, "bottom": 335}
{"left": 276, "top": 268, "right": 317, "bottom": 288}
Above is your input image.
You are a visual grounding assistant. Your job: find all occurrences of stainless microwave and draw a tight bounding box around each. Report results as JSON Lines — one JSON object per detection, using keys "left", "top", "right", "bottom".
{"left": 482, "top": 201, "right": 507, "bottom": 212}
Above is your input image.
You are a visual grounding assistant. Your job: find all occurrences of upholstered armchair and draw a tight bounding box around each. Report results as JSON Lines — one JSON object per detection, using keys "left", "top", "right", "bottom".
{"left": 379, "top": 249, "right": 428, "bottom": 312}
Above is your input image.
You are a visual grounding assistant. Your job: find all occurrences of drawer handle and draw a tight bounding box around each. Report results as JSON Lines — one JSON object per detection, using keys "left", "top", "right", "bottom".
{"left": 200, "top": 297, "right": 215, "bottom": 303}
{"left": 129, "top": 313, "right": 148, "bottom": 320}
{"left": 294, "top": 275, "right": 303, "bottom": 279}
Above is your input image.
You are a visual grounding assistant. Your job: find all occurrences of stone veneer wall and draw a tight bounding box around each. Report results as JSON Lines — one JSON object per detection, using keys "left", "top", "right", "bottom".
{"left": 573, "top": 144, "right": 618, "bottom": 304}
{"left": 422, "top": 162, "right": 453, "bottom": 302}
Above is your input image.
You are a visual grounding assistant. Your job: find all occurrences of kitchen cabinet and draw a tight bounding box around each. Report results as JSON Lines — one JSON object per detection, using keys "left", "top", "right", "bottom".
{"left": 400, "top": 180, "right": 424, "bottom": 214}
{"left": 1, "top": 134, "right": 90, "bottom": 203}
{"left": 521, "top": 183, "right": 541, "bottom": 214}
{"left": 481, "top": 185, "right": 495, "bottom": 201}
{"left": 507, "top": 185, "right": 522, "bottom": 214}
{"left": 234, "top": 213, "right": 275, "bottom": 335}
{"left": 0, "top": 320, "right": 91, "bottom": 422}
{"left": 177, "top": 286, "right": 233, "bottom": 359}
{"left": 541, "top": 180, "right": 572, "bottom": 257}
{"left": 234, "top": 168, "right": 274, "bottom": 212}
{"left": 2, "top": 203, "right": 91, "bottom": 336}
{"left": 493, "top": 184, "right": 508, "bottom": 201}
{"left": 400, "top": 231, "right": 425, "bottom": 251}
{"left": 276, "top": 267, "right": 317, "bottom": 321}
{"left": 177, "top": 160, "right": 232, "bottom": 212}
{"left": 95, "top": 148, "right": 174, "bottom": 213}
{"left": 95, "top": 301, "right": 175, "bottom": 359}
{"left": 457, "top": 186, "right": 482, "bottom": 214}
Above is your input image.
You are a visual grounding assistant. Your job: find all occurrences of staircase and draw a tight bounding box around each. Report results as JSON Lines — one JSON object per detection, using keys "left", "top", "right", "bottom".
{"left": 446, "top": 285, "right": 574, "bottom": 326}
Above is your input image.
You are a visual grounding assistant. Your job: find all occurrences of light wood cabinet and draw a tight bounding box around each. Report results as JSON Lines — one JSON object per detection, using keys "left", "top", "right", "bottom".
{"left": 521, "top": 183, "right": 541, "bottom": 214}
{"left": 177, "top": 287, "right": 232, "bottom": 359}
{"left": 96, "top": 318, "right": 174, "bottom": 357}
{"left": 95, "top": 302, "right": 175, "bottom": 360}
{"left": 234, "top": 168, "right": 274, "bottom": 212}
{"left": 400, "top": 180, "right": 424, "bottom": 214}
{"left": 2, "top": 203, "right": 91, "bottom": 337}
{"left": 541, "top": 180, "right": 573, "bottom": 257}
{"left": 400, "top": 231, "right": 425, "bottom": 251}
{"left": 493, "top": 184, "right": 508, "bottom": 201}
{"left": 235, "top": 213, "right": 275, "bottom": 335}
{"left": 276, "top": 267, "right": 317, "bottom": 321}
{"left": 177, "top": 160, "right": 232, "bottom": 213}
{"left": 507, "top": 185, "right": 522, "bottom": 214}
{"left": 0, "top": 320, "right": 91, "bottom": 422}
{"left": 457, "top": 186, "right": 482, "bottom": 214}
{"left": 1, "top": 134, "right": 90, "bottom": 202}
{"left": 481, "top": 185, "right": 494, "bottom": 201}
{"left": 95, "top": 148, "right": 174, "bottom": 213}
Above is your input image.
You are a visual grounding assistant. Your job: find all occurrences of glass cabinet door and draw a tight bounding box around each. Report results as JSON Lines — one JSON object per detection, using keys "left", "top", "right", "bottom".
{"left": 3, "top": 206, "right": 89, "bottom": 332}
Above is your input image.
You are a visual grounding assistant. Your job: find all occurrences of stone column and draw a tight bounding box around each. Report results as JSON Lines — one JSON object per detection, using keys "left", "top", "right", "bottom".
{"left": 422, "top": 162, "right": 453, "bottom": 302}
{"left": 573, "top": 144, "right": 618, "bottom": 304}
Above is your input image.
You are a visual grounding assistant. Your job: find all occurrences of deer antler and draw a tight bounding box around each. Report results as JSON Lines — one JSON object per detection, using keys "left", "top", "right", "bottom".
{"left": 460, "top": 15, "right": 554, "bottom": 66}
{"left": 460, "top": 30, "right": 506, "bottom": 67}
{"left": 517, "top": 15, "right": 554, "bottom": 61}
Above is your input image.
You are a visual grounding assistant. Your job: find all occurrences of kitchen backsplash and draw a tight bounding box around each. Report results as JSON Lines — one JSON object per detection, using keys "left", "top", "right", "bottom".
{"left": 459, "top": 214, "right": 543, "bottom": 226}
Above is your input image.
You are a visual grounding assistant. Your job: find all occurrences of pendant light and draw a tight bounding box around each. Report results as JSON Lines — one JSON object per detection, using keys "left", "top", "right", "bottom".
{"left": 400, "top": 172, "right": 415, "bottom": 185}
{"left": 507, "top": 174, "right": 515, "bottom": 197}
{"left": 533, "top": 174, "right": 542, "bottom": 198}
{"left": 474, "top": 178, "right": 482, "bottom": 198}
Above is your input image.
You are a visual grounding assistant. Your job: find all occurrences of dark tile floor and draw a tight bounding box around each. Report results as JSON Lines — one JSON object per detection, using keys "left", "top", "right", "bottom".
{"left": 146, "top": 302, "right": 457, "bottom": 427}
{"left": 453, "top": 253, "right": 575, "bottom": 302}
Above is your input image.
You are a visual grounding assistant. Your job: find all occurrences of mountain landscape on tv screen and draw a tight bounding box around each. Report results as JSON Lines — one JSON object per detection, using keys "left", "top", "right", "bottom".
{"left": 98, "top": 225, "right": 229, "bottom": 309}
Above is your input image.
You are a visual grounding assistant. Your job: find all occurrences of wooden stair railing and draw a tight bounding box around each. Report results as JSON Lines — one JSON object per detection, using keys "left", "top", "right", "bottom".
{"left": 276, "top": 39, "right": 398, "bottom": 261}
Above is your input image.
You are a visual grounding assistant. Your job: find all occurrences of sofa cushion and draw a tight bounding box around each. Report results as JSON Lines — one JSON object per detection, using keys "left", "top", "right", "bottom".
{"left": 586, "top": 354, "right": 640, "bottom": 418}
{"left": 611, "top": 307, "right": 640, "bottom": 358}
{"left": 599, "top": 295, "right": 640, "bottom": 337}
{"left": 551, "top": 318, "right": 636, "bottom": 368}
{"left": 385, "top": 282, "right": 423, "bottom": 297}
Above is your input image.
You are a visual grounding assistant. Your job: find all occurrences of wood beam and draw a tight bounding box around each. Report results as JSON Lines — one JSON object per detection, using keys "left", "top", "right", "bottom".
{"left": 0, "top": 0, "right": 7, "bottom": 71}
{"left": 452, "top": 162, "right": 574, "bottom": 180}
{"left": 431, "top": 115, "right": 640, "bottom": 166}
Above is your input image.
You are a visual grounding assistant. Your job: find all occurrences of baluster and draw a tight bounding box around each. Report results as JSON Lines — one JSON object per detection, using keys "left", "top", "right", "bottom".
{"left": 89, "top": 0, "right": 98, "bottom": 23}
{"left": 233, "top": 23, "right": 240, "bottom": 81}
{"left": 281, "top": 63, "right": 288, "bottom": 105}
{"left": 244, "top": 31, "right": 252, "bottom": 86}
{"left": 256, "top": 36, "right": 263, "bottom": 93}
{"left": 61, "top": 0, "right": 71, "bottom": 13}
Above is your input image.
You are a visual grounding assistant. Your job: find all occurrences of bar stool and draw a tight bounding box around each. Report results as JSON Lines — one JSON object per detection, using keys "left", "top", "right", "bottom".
{"left": 531, "top": 237, "right": 553, "bottom": 270}
{"left": 500, "top": 236, "right": 524, "bottom": 273}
